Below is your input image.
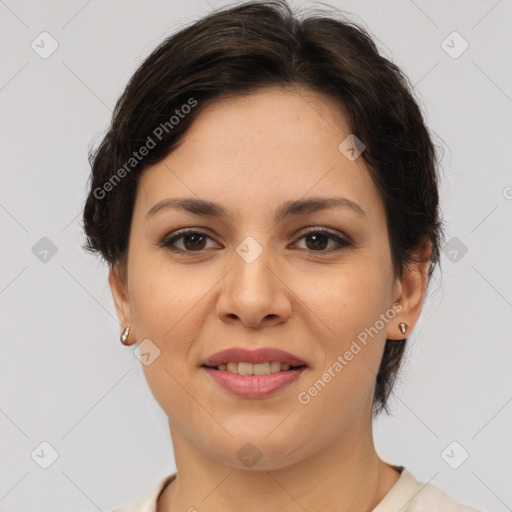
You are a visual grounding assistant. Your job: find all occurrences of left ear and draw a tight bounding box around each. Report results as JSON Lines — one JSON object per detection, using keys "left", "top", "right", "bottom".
{"left": 387, "top": 238, "right": 432, "bottom": 340}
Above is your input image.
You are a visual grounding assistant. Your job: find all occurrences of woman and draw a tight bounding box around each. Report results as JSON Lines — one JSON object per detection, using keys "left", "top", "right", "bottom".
{"left": 82, "top": 1, "right": 482, "bottom": 510}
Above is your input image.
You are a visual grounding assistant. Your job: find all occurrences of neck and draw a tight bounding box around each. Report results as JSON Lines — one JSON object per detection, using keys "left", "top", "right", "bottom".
{"left": 157, "top": 418, "right": 401, "bottom": 512}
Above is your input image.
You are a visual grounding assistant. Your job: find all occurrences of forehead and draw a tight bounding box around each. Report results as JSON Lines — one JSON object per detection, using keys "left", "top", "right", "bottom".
{"left": 180, "top": 86, "right": 350, "bottom": 154}
{"left": 136, "top": 87, "right": 384, "bottom": 226}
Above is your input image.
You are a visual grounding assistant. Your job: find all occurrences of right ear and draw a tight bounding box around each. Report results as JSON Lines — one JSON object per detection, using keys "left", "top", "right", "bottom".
{"left": 108, "top": 265, "right": 133, "bottom": 330}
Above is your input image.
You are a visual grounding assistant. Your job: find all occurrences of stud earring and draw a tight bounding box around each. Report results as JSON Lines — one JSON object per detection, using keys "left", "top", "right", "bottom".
{"left": 120, "top": 326, "right": 132, "bottom": 346}
{"left": 399, "top": 322, "right": 408, "bottom": 335}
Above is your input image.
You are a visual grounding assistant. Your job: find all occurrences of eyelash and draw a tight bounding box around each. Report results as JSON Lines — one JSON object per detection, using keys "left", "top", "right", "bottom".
{"left": 159, "top": 228, "right": 352, "bottom": 254}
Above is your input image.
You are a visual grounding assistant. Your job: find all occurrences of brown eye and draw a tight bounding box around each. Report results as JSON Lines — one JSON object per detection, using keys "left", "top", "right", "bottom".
{"left": 160, "top": 228, "right": 351, "bottom": 255}
{"left": 295, "top": 229, "right": 351, "bottom": 253}
{"left": 161, "top": 230, "right": 216, "bottom": 252}
{"left": 181, "top": 233, "right": 207, "bottom": 251}
{"left": 304, "top": 232, "right": 329, "bottom": 251}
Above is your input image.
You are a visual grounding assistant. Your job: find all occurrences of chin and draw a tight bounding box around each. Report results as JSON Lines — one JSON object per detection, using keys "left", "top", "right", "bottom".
{"left": 204, "top": 431, "right": 315, "bottom": 471}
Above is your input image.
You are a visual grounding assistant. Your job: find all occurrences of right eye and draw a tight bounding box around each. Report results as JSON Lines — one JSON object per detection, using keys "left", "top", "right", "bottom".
{"left": 160, "top": 229, "right": 219, "bottom": 253}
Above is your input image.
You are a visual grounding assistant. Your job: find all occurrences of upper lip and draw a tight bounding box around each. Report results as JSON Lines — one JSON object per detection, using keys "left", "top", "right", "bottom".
{"left": 202, "top": 347, "right": 307, "bottom": 367}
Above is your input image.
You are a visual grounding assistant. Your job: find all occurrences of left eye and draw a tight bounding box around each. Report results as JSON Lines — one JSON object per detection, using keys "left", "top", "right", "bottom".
{"left": 295, "top": 229, "right": 351, "bottom": 252}
{"left": 160, "top": 228, "right": 351, "bottom": 253}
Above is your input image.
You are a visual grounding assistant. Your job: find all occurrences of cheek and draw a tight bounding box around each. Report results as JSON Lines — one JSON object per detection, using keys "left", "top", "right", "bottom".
{"left": 302, "top": 263, "right": 389, "bottom": 340}
{"left": 129, "top": 256, "right": 209, "bottom": 337}
{"left": 296, "top": 263, "right": 391, "bottom": 408}
{"left": 127, "top": 258, "right": 214, "bottom": 407}
{"left": 293, "top": 272, "right": 388, "bottom": 430}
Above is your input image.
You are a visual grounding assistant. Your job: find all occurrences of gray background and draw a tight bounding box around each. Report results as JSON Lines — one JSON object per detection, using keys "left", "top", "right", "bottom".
{"left": 1, "top": 0, "right": 511, "bottom": 511}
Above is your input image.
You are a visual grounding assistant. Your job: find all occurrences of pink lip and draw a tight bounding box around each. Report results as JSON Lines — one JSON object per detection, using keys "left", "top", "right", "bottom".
{"left": 203, "top": 366, "right": 307, "bottom": 398}
{"left": 202, "top": 347, "right": 307, "bottom": 367}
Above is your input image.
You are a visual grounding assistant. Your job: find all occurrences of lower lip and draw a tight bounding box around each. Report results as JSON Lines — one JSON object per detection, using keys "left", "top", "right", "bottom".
{"left": 202, "top": 366, "right": 307, "bottom": 398}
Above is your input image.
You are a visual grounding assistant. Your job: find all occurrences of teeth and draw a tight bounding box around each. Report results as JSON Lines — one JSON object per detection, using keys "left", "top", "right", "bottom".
{"left": 270, "top": 361, "right": 282, "bottom": 373}
{"left": 215, "top": 361, "right": 296, "bottom": 375}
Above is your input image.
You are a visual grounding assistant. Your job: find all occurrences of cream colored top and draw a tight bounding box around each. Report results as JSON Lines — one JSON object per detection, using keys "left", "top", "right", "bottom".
{"left": 111, "top": 466, "right": 483, "bottom": 512}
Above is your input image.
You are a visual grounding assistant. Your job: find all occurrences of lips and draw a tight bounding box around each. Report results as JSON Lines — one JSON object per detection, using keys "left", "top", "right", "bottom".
{"left": 203, "top": 366, "right": 307, "bottom": 398}
{"left": 201, "top": 347, "right": 308, "bottom": 368}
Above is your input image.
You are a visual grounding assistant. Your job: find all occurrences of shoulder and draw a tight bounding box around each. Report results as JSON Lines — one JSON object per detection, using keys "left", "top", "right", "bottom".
{"left": 109, "top": 473, "right": 176, "bottom": 512}
{"left": 373, "top": 467, "right": 483, "bottom": 512}
{"left": 406, "top": 473, "right": 482, "bottom": 512}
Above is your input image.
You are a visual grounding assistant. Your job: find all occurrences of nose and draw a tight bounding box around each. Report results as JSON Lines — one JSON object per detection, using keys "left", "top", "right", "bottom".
{"left": 216, "top": 243, "right": 292, "bottom": 329}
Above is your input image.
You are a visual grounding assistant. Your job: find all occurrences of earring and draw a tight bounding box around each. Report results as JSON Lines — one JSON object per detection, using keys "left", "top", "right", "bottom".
{"left": 399, "top": 322, "right": 408, "bottom": 335}
{"left": 120, "top": 326, "right": 132, "bottom": 346}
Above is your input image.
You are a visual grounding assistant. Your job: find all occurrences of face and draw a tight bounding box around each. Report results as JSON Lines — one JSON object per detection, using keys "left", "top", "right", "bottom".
{"left": 110, "top": 87, "right": 421, "bottom": 471}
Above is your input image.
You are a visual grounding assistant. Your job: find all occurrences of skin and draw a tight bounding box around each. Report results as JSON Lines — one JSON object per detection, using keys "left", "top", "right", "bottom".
{"left": 109, "top": 86, "right": 431, "bottom": 512}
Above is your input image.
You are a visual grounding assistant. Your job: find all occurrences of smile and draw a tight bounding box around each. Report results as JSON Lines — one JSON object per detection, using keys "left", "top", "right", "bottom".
{"left": 207, "top": 361, "right": 304, "bottom": 375}
{"left": 201, "top": 364, "right": 307, "bottom": 398}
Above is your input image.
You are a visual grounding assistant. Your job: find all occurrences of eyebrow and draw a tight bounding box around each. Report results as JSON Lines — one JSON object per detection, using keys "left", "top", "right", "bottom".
{"left": 146, "top": 196, "right": 367, "bottom": 222}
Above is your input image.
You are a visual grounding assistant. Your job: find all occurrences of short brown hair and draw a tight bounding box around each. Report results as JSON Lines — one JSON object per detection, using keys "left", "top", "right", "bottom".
{"left": 82, "top": 0, "right": 445, "bottom": 416}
